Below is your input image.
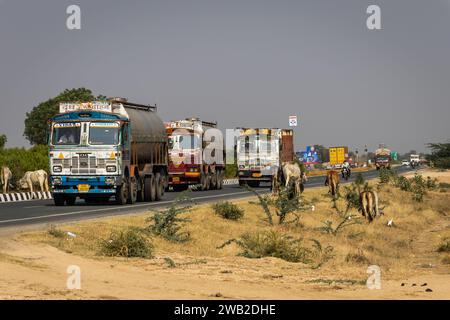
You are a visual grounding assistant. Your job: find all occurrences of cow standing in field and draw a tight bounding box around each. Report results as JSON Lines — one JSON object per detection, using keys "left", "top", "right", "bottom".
{"left": 1, "top": 166, "right": 12, "bottom": 193}
{"left": 359, "top": 190, "right": 380, "bottom": 222}
{"left": 18, "top": 170, "right": 49, "bottom": 193}
{"left": 272, "top": 162, "right": 307, "bottom": 197}
{"left": 325, "top": 170, "right": 339, "bottom": 197}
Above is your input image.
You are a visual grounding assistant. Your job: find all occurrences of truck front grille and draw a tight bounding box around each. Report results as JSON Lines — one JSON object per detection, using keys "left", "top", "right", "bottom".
{"left": 53, "top": 156, "right": 116, "bottom": 175}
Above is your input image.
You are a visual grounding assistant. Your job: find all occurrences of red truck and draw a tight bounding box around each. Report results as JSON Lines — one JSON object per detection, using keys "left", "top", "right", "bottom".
{"left": 165, "top": 118, "right": 225, "bottom": 191}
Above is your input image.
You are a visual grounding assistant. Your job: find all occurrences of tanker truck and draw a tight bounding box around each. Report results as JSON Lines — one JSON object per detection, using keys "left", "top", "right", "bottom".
{"left": 236, "top": 128, "right": 294, "bottom": 187}
{"left": 165, "top": 118, "right": 225, "bottom": 191}
{"left": 48, "top": 98, "right": 168, "bottom": 206}
{"left": 375, "top": 145, "right": 392, "bottom": 170}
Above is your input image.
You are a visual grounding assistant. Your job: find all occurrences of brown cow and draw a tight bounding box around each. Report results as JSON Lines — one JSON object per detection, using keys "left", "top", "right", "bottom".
{"left": 359, "top": 191, "right": 380, "bottom": 222}
{"left": 324, "top": 170, "right": 339, "bottom": 197}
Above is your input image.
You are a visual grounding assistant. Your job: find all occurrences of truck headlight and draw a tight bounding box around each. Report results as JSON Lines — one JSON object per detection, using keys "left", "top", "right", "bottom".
{"left": 106, "top": 165, "right": 117, "bottom": 172}
{"left": 53, "top": 177, "right": 62, "bottom": 185}
{"left": 105, "top": 177, "right": 116, "bottom": 185}
{"left": 53, "top": 165, "right": 62, "bottom": 173}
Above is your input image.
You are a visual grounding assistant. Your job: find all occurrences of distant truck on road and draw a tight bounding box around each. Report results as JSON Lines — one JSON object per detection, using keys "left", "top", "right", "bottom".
{"left": 375, "top": 145, "right": 392, "bottom": 170}
{"left": 48, "top": 98, "right": 168, "bottom": 206}
{"left": 165, "top": 118, "right": 225, "bottom": 191}
{"left": 328, "top": 146, "right": 348, "bottom": 166}
{"left": 236, "top": 128, "right": 294, "bottom": 187}
{"left": 410, "top": 154, "right": 420, "bottom": 165}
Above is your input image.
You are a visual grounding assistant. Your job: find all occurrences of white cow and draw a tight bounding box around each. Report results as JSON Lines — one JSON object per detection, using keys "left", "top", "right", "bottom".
{"left": 18, "top": 170, "right": 49, "bottom": 193}
{"left": 275, "top": 162, "right": 307, "bottom": 196}
{"left": 1, "top": 166, "right": 13, "bottom": 193}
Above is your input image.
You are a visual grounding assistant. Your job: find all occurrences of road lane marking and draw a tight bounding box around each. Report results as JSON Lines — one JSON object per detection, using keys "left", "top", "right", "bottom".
{"left": 0, "top": 190, "right": 258, "bottom": 225}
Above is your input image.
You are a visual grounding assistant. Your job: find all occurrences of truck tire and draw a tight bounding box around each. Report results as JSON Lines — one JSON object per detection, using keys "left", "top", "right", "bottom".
{"left": 211, "top": 171, "right": 218, "bottom": 189}
{"left": 54, "top": 194, "right": 65, "bottom": 206}
{"left": 127, "top": 176, "right": 137, "bottom": 204}
{"left": 217, "top": 170, "right": 223, "bottom": 190}
{"left": 144, "top": 176, "right": 154, "bottom": 202}
{"left": 155, "top": 173, "right": 163, "bottom": 201}
{"left": 137, "top": 178, "right": 145, "bottom": 202}
{"left": 206, "top": 173, "right": 211, "bottom": 190}
{"left": 116, "top": 177, "right": 129, "bottom": 205}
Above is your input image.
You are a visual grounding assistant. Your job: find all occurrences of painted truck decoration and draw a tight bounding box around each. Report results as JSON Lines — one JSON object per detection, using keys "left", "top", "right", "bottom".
{"left": 375, "top": 144, "right": 392, "bottom": 170}
{"left": 165, "top": 118, "right": 225, "bottom": 191}
{"left": 48, "top": 99, "right": 168, "bottom": 206}
{"left": 236, "top": 128, "right": 294, "bottom": 187}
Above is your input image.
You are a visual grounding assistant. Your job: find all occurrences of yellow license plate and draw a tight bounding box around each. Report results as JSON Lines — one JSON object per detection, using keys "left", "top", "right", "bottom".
{"left": 172, "top": 177, "right": 180, "bottom": 182}
{"left": 252, "top": 172, "right": 262, "bottom": 178}
{"left": 77, "top": 184, "right": 90, "bottom": 193}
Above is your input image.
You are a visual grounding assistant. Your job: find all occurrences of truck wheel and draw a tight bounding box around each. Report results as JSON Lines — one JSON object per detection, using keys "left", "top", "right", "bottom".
{"left": 206, "top": 173, "right": 211, "bottom": 190}
{"left": 155, "top": 173, "right": 163, "bottom": 201}
{"left": 144, "top": 176, "right": 153, "bottom": 202}
{"left": 127, "top": 176, "right": 137, "bottom": 204}
{"left": 116, "top": 178, "right": 129, "bottom": 205}
{"left": 200, "top": 173, "right": 208, "bottom": 191}
{"left": 211, "top": 171, "right": 218, "bottom": 189}
{"left": 137, "top": 178, "right": 145, "bottom": 202}
{"left": 217, "top": 171, "right": 223, "bottom": 190}
{"left": 53, "top": 194, "right": 65, "bottom": 206}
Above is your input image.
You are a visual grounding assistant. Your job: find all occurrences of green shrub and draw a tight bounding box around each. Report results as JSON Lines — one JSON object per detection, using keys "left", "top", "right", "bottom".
{"left": 218, "top": 231, "right": 334, "bottom": 268}
{"left": 410, "top": 174, "right": 427, "bottom": 202}
{"left": 379, "top": 168, "right": 394, "bottom": 184}
{"left": 437, "top": 238, "right": 450, "bottom": 253}
{"left": 247, "top": 185, "right": 308, "bottom": 225}
{"left": 212, "top": 201, "right": 244, "bottom": 220}
{"left": 100, "top": 228, "right": 153, "bottom": 258}
{"left": 146, "top": 194, "right": 192, "bottom": 242}
{"left": 218, "top": 230, "right": 310, "bottom": 262}
{"left": 47, "top": 225, "right": 65, "bottom": 238}
{"left": 394, "top": 176, "right": 412, "bottom": 191}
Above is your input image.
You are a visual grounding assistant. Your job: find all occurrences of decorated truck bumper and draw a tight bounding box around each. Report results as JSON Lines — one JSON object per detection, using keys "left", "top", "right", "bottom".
{"left": 238, "top": 169, "right": 273, "bottom": 182}
{"left": 50, "top": 175, "right": 121, "bottom": 195}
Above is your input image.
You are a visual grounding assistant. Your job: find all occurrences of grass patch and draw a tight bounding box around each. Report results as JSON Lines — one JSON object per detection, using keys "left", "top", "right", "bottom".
{"left": 100, "top": 228, "right": 153, "bottom": 258}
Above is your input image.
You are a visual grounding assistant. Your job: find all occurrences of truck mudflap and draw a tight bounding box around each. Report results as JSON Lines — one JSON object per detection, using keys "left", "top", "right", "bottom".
{"left": 51, "top": 176, "right": 120, "bottom": 194}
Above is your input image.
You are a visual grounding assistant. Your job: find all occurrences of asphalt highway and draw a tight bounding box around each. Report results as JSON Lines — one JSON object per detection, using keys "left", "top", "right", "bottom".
{"left": 0, "top": 166, "right": 414, "bottom": 228}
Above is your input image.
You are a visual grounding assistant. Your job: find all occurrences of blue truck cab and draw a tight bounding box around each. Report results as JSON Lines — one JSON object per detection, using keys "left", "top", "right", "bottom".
{"left": 48, "top": 100, "right": 168, "bottom": 206}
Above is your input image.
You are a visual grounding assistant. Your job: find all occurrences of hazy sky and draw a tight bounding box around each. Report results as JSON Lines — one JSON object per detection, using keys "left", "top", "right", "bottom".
{"left": 0, "top": 0, "right": 449, "bottom": 153}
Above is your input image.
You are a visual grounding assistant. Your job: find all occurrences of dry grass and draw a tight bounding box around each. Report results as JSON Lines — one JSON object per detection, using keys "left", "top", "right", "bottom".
{"left": 19, "top": 170, "right": 450, "bottom": 283}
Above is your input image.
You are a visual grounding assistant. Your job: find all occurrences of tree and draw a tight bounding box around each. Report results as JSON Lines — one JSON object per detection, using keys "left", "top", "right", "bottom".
{"left": 24, "top": 88, "right": 105, "bottom": 145}
{"left": 426, "top": 141, "right": 450, "bottom": 169}
{"left": 0, "top": 134, "right": 6, "bottom": 149}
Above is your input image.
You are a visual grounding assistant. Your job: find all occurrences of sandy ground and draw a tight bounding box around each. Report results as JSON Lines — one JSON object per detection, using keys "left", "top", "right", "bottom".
{"left": 0, "top": 168, "right": 449, "bottom": 300}
{"left": 1, "top": 237, "right": 449, "bottom": 300}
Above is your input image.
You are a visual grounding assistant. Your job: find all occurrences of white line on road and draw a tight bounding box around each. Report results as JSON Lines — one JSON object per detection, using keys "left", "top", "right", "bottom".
{"left": 0, "top": 190, "right": 255, "bottom": 225}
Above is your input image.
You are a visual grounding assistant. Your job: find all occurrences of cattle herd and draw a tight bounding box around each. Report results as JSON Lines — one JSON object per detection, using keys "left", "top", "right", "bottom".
{"left": 1, "top": 163, "right": 381, "bottom": 222}
{"left": 0, "top": 166, "right": 49, "bottom": 194}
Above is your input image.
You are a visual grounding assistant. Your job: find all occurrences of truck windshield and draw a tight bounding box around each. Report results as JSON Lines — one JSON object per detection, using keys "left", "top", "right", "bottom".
{"left": 169, "top": 134, "right": 200, "bottom": 150}
{"left": 52, "top": 123, "right": 81, "bottom": 145}
{"left": 89, "top": 123, "right": 120, "bottom": 145}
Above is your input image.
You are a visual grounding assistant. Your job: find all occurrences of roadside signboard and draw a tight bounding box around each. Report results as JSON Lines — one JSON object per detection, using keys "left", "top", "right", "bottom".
{"left": 288, "top": 115, "right": 297, "bottom": 127}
